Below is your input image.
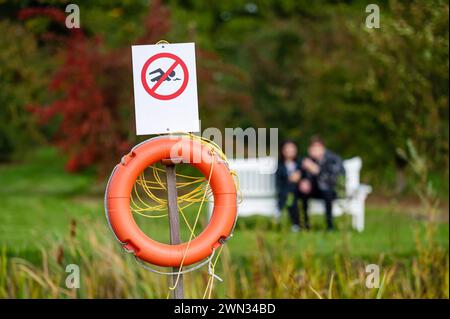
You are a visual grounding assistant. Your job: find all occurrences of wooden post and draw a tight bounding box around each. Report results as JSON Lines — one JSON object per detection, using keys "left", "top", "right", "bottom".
{"left": 163, "top": 160, "right": 184, "bottom": 299}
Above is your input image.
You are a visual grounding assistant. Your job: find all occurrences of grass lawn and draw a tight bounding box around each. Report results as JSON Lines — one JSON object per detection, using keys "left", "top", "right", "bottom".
{"left": 1, "top": 147, "right": 448, "bottom": 260}
{"left": 0, "top": 147, "right": 448, "bottom": 298}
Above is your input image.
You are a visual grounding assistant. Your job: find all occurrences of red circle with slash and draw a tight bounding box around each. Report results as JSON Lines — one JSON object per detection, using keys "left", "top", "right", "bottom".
{"left": 141, "top": 52, "right": 189, "bottom": 101}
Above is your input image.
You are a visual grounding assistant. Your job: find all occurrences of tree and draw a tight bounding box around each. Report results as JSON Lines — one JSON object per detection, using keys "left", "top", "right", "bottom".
{"left": 19, "top": 1, "right": 171, "bottom": 173}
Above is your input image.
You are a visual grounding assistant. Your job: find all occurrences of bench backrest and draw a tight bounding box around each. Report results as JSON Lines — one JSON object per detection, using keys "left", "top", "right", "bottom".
{"left": 228, "top": 157, "right": 362, "bottom": 197}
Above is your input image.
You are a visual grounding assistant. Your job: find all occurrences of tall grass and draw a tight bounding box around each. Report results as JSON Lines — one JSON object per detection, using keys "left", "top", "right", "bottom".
{"left": 0, "top": 215, "right": 447, "bottom": 298}
{"left": 398, "top": 140, "right": 449, "bottom": 298}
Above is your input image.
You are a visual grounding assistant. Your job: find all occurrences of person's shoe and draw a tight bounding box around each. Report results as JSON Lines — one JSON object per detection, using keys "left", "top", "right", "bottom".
{"left": 291, "top": 224, "right": 301, "bottom": 233}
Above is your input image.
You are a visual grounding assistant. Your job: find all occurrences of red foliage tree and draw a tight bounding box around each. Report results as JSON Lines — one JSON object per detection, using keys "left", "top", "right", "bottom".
{"left": 19, "top": 1, "right": 171, "bottom": 173}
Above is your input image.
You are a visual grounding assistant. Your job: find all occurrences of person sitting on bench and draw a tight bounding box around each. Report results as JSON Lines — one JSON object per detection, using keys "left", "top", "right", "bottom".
{"left": 299, "top": 136, "right": 345, "bottom": 231}
{"left": 275, "top": 140, "right": 303, "bottom": 232}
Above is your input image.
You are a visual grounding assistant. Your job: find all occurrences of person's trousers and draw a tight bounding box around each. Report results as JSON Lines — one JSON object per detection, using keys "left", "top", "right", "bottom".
{"left": 278, "top": 192, "right": 303, "bottom": 227}
{"left": 300, "top": 186, "right": 335, "bottom": 230}
{"left": 278, "top": 192, "right": 309, "bottom": 228}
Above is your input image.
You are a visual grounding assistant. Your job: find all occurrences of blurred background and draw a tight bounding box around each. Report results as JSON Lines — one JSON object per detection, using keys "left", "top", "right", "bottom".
{"left": 0, "top": 0, "right": 448, "bottom": 298}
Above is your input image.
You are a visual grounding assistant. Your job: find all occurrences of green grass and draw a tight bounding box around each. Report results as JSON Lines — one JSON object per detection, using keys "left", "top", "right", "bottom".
{"left": 0, "top": 148, "right": 99, "bottom": 253}
{"left": 0, "top": 147, "right": 448, "bottom": 298}
{"left": 1, "top": 148, "right": 448, "bottom": 258}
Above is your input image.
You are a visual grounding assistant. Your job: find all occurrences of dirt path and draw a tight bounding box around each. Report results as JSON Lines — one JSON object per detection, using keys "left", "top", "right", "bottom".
{"left": 367, "top": 194, "right": 449, "bottom": 223}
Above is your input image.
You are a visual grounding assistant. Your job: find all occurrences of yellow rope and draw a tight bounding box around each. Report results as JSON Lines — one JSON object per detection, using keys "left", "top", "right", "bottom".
{"left": 156, "top": 39, "right": 170, "bottom": 45}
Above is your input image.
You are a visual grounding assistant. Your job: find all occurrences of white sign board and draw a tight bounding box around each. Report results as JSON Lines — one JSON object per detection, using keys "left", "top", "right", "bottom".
{"left": 131, "top": 42, "right": 199, "bottom": 135}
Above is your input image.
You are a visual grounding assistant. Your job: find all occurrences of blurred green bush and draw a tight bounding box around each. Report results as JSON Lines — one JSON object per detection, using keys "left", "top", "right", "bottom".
{"left": 0, "top": 0, "right": 448, "bottom": 193}
{"left": 0, "top": 20, "right": 50, "bottom": 161}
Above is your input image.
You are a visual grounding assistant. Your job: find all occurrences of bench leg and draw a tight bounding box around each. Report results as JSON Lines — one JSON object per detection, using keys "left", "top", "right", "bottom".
{"left": 351, "top": 200, "right": 365, "bottom": 232}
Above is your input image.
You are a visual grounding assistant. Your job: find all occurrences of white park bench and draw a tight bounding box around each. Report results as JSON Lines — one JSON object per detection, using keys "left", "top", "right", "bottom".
{"left": 209, "top": 157, "right": 371, "bottom": 232}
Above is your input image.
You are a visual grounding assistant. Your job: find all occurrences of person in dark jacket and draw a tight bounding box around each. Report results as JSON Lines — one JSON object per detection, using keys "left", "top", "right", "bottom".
{"left": 275, "top": 140, "right": 304, "bottom": 232}
{"left": 299, "top": 136, "right": 345, "bottom": 230}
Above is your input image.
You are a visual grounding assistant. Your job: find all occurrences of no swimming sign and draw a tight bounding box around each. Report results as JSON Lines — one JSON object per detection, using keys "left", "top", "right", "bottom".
{"left": 131, "top": 42, "right": 199, "bottom": 135}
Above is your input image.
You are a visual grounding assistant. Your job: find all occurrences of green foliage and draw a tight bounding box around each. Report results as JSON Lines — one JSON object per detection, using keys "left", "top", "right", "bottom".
{"left": 0, "top": 20, "right": 49, "bottom": 161}
{"left": 168, "top": 0, "right": 449, "bottom": 187}
{"left": 349, "top": 0, "right": 449, "bottom": 171}
{"left": 0, "top": 0, "right": 448, "bottom": 187}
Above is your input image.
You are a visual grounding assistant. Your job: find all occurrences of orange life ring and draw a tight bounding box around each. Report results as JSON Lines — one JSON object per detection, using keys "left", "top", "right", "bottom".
{"left": 105, "top": 135, "right": 237, "bottom": 267}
